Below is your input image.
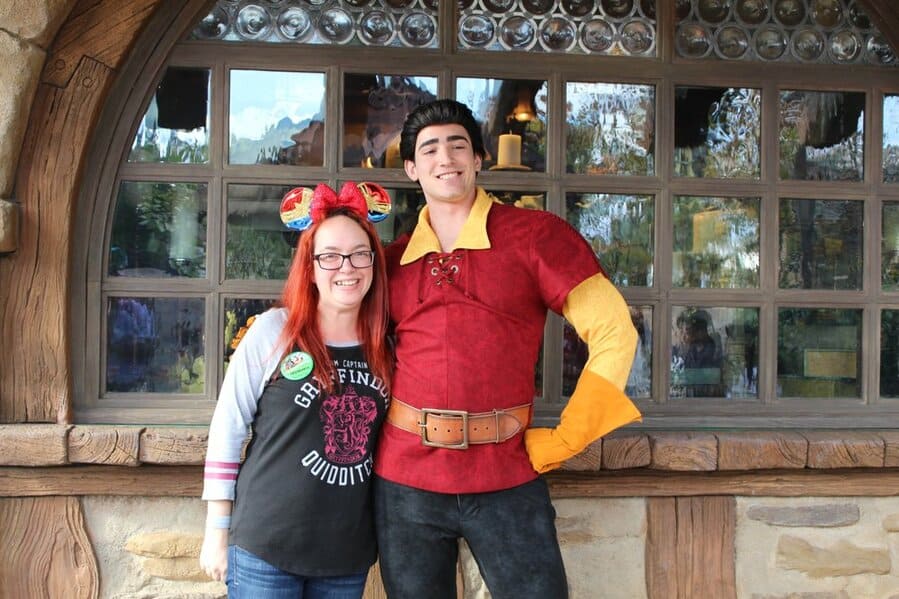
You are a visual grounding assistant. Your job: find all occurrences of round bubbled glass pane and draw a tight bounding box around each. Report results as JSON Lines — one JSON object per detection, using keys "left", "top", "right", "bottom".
{"left": 400, "top": 12, "right": 436, "bottom": 46}
{"left": 601, "top": 0, "right": 633, "bottom": 19}
{"left": 500, "top": 15, "right": 537, "bottom": 49}
{"left": 276, "top": 7, "right": 312, "bottom": 42}
{"left": 676, "top": 23, "right": 711, "bottom": 58}
{"left": 716, "top": 25, "right": 749, "bottom": 59}
{"left": 697, "top": 0, "right": 732, "bottom": 24}
{"left": 581, "top": 18, "right": 614, "bottom": 52}
{"left": 460, "top": 14, "right": 495, "bottom": 47}
{"left": 319, "top": 8, "right": 353, "bottom": 43}
{"left": 829, "top": 30, "right": 861, "bottom": 62}
{"left": 754, "top": 26, "right": 787, "bottom": 60}
{"left": 774, "top": 0, "right": 805, "bottom": 27}
{"left": 735, "top": 0, "right": 768, "bottom": 25}
{"left": 359, "top": 10, "right": 395, "bottom": 45}
{"left": 236, "top": 4, "right": 272, "bottom": 40}
{"left": 195, "top": 7, "right": 229, "bottom": 40}
{"left": 540, "top": 17, "right": 577, "bottom": 51}
{"left": 484, "top": 0, "right": 516, "bottom": 12}
{"left": 562, "top": 0, "right": 595, "bottom": 18}
{"left": 523, "top": 0, "right": 556, "bottom": 14}
{"left": 792, "top": 28, "right": 825, "bottom": 61}
{"left": 809, "top": 0, "right": 842, "bottom": 28}
{"left": 848, "top": 2, "right": 870, "bottom": 29}
{"left": 621, "top": 19, "right": 653, "bottom": 53}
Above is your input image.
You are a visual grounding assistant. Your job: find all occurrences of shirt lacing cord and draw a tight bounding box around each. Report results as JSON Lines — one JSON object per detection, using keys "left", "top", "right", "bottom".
{"left": 427, "top": 253, "right": 462, "bottom": 286}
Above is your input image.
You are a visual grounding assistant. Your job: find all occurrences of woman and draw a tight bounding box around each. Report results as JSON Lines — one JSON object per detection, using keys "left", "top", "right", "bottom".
{"left": 200, "top": 181, "right": 393, "bottom": 598}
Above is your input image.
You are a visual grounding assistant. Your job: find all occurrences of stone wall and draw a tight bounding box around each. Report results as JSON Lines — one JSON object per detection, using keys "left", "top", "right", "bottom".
{"left": 0, "top": 0, "right": 75, "bottom": 252}
{"left": 736, "top": 497, "right": 899, "bottom": 598}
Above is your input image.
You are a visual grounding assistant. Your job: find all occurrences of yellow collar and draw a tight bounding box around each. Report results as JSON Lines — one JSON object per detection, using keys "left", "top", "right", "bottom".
{"left": 400, "top": 188, "right": 495, "bottom": 265}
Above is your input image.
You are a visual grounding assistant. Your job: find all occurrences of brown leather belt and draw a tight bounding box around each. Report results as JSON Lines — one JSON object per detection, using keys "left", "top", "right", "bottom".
{"left": 386, "top": 398, "right": 531, "bottom": 450}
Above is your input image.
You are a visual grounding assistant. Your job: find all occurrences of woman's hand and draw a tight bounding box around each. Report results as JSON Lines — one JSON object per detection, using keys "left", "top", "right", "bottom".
{"left": 199, "top": 528, "right": 229, "bottom": 582}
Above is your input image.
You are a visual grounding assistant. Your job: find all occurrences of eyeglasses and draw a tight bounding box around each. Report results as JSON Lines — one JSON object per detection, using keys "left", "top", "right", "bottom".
{"left": 313, "top": 250, "right": 375, "bottom": 270}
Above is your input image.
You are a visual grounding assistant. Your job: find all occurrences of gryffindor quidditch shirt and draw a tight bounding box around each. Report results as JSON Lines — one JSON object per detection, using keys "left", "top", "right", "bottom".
{"left": 202, "top": 308, "right": 389, "bottom": 576}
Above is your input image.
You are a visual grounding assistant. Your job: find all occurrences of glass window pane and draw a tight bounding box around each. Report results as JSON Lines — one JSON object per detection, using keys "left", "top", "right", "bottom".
{"left": 192, "top": 2, "right": 439, "bottom": 48}
{"left": 883, "top": 203, "right": 899, "bottom": 290}
{"left": 674, "top": 86, "right": 760, "bottom": 178}
{"left": 671, "top": 306, "right": 759, "bottom": 400}
{"left": 457, "top": 77, "right": 547, "bottom": 172}
{"left": 224, "top": 298, "right": 278, "bottom": 371}
{"left": 226, "top": 184, "right": 296, "bottom": 280}
{"left": 343, "top": 73, "right": 437, "bottom": 168}
{"left": 129, "top": 67, "right": 210, "bottom": 163}
{"left": 566, "top": 192, "right": 654, "bottom": 287}
{"left": 779, "top": 198, "right": 863, "bottom": 290}
{"left": 885, "top": 93, "right": 899, "bottom": 183}
{"left": 458, "top": 1, "right": 656, "bottom": 56}
{"left": 563, "top": 305, "right": 653, "bottom": 400}
{"left": 673, "top": 196, "right": 759, "bottom": 288}
{"left": 778, "top": 308, "right": 861, "bottom": 398}
{"left": 108, "top": 181, "right": 207, "bottom": 278}
{"left": 565, "top": 81, "right": 655, "bottom": 176}
{"left": 882, "top": 310, "right": 899, "bottom": 398}
{"left": 229, "top": 70, "right": 325, "bottom": 166}
{"left": 779, "top": 90, "right": 865, "bottom": 181}
{"left": 106, "top": 296, "right": 205, "bottom": 393}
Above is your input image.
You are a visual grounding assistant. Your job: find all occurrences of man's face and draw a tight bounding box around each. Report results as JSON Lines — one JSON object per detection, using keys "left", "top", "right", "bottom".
{"left": 404, "top": 123, "right": 482, "bottom": 207}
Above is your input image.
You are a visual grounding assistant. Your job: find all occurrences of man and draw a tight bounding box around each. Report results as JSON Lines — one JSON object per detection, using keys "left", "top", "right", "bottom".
{"left": 373, "top": 99, "right": 640, "bottom": 598}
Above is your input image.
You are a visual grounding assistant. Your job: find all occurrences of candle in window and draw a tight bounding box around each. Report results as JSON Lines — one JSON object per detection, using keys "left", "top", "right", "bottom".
{"left": 497, "top": 133, "right": 522, "bottom": 167}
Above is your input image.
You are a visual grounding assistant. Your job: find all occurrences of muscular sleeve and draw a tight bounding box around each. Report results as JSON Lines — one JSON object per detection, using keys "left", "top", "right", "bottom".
{"left": 202, "top": 309, "right": 285, "bottom": 500}
{"left": 525, "top": 273, "right": 641, "bottom": 473}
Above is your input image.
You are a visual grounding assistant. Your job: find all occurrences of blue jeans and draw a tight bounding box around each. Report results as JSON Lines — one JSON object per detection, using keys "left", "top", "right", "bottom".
{"left": 226, "top": 545, "right": 368, "bottom": 599}
{"left": 373, "top": 476, "right": 568, "bottom": 599}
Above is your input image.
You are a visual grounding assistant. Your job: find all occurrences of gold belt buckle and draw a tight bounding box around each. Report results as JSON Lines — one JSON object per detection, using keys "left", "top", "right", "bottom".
{"left": 419, "top": 408, "right": 469, "bottom": 449}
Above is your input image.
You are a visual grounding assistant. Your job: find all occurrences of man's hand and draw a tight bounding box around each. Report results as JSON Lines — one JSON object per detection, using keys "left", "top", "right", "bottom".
{"left": 199, "top": 528, "right": 229, "bottom": 582}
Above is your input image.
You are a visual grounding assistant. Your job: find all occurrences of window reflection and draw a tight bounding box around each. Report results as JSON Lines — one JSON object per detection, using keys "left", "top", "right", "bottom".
{"left": 881, "top": 310, "right": 899, "bottom": 398}
{"left": 883, "top": 203, "right": 899, "bottom": 290}
{"left": 566, "top": 192, "right": 654, "bottom": 287}
{"left": 673, "top": 196, "right": 760, "bottom": 288}
{"left": 779, "top": 198, "right": 863, "bottom": 290}
{"left": 670, "top": 306, "right": 759, "bottom": 399}
{"left": 674, "top": 86, "right": 760, "bottom": 178}
{"left": 224, "top": 298, "right": 278, "bottom": 372}
{"left": 106, "top": 297, "right": 205, "bottom": 394}
{"left": 566, "top": 81, "right": 655, "bottom": 175}
{"left": 343, "top": 74, "right": 437, "bottom": 169}
{"left": 226, "top": 184, "right": 296, "bottom": 280}
{"left": 778, "top": 307, "right": 861, "bottom": 398}
{"left": 456, "top": 77, "right": 547, "bottom": 172}
{"left": 229, "top": 70, "right": 326, "bottom": 166}
{"left": 884, "top": 93, "right": 899, "bottom": 183}
{"left": 779, "top": 90, "right": 865, "bottom": 181}
{"left": 564, "top": 306, "right": 653, "bottom": 400}
{"left": 129, "top": 67, "right": 210, "bottom": 163}
{"left": 108, "top": 182, "right": 207, "bottom": 278}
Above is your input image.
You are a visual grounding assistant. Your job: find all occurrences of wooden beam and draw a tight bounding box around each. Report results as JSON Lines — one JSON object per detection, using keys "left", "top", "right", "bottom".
{"left": 0, "top": 496, "right": 99, "bottom": 598}
{"left": 4, "top": 466, "right": 899, "bottom": 498}
{"left": 0, "top": 425, "right": 69, "bottom": 465}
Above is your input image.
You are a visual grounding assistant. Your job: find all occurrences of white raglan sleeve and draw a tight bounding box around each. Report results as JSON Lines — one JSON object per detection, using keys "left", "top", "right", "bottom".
{"left": 201, "top": 308, "right": 286, "bottom": 501}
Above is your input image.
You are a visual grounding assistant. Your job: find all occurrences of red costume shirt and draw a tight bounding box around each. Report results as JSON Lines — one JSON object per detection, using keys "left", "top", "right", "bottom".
{"left": 374, "top": 189, "right": 617, "bottom": 493}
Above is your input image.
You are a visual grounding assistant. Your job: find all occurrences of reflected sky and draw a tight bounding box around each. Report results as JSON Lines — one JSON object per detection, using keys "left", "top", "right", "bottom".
{"left": 885, "top": 95, "right": 899, "bottom": 147}
{"left": 229, "top": 70, "right": 325, "bottom": 141}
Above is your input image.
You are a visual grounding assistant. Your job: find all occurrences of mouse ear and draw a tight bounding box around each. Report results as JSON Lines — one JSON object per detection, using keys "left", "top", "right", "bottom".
{"left": 280, "top": 186, "right": 316, "bottom": 232}
{"left": 358, "top": 181, "right": 392, "bottom": 223}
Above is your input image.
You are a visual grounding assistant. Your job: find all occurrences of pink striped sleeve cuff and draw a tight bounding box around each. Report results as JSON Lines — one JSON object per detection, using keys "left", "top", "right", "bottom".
{"left": 204, "top": 460, "right": 239, "bottom": 481}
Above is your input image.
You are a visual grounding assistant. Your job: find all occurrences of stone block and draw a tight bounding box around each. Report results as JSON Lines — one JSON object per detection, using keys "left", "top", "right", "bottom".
{"left": 776, "top": 535, "right": 890, "bottom": 578}
{"left": 0, "top": 0, "right": 74, "bottom": 47}
{"left": 883, "top": 513, "right": 899, "bottom": 532}
{"left": 142, "top": 556, "right": 208, "bottom": 582}
{"left": 746, "top": 504, "right": 859, "bottom": 527}
{"left": 0, "top": 199, "right": 18, "bottom": 252}
{"left": 126, "top": 531, "right": 202, "bottom": 558}
{"left": 0, "top": 31, "right": 44, "bottom": 196}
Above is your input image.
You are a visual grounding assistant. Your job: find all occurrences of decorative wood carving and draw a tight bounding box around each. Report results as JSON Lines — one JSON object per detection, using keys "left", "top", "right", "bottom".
{"left": 0, "top": 424, "right": 69, "bottom": 465}
{"left": 68, "top": 426, "right": 142, "bottom": 465}
{"left": 602, "top": 433, "right": 651, "bottom": 470}
{"left": 717, "top": 431, "right": 807, "bottom": 470}
{"left": 804, "top": 431, "right": 885, "bottom": 469}
{"left": 645, "top": 496, "right": 736, "bottom": 599}
{"left": 139, "top": 428, "right": 208, "bottom": 465}
{"left": 649, "top": 433, "right": 717, "bottom": 471}
{"left": 0, "top": 496, "right": 99, "bottom": 598}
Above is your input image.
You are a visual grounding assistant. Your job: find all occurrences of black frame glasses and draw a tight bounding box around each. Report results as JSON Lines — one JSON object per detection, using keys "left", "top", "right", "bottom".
{"left": 313, "top": 250, "right": 375, "bottom": 270}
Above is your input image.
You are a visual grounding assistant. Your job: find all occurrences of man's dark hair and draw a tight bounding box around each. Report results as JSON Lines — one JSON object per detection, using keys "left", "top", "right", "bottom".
{"left": 400, "top": 99, "right": 486, "bottom": 162}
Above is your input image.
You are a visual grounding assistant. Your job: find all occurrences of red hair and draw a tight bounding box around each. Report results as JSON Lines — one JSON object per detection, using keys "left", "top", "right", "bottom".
{"left": 277, "top": 208, "right": 392, "bottom": 394}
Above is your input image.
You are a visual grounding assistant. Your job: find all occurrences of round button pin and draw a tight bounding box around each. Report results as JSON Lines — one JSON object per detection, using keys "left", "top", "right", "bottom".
{"left": 281, "top": 351, "right": 314, "bottom": 380}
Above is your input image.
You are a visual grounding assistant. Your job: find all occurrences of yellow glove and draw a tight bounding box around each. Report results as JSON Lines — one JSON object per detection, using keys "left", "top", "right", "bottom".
{"left": 525, "top": 369, "right": 641, "bottom": 473}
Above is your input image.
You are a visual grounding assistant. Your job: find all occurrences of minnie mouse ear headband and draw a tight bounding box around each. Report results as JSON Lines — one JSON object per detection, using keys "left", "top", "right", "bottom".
{"left": 280, "top": 181, "right": 392, "bottom": 232}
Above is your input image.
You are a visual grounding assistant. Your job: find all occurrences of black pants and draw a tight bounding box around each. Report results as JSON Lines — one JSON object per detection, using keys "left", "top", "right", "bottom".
{"left": 373, "top": 476, "right": 568, "bottom": 599}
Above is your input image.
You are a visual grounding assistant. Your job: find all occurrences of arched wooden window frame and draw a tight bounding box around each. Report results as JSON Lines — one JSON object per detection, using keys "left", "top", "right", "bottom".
{"left": 2, "top": 0, "right": 899, "bottom": 424}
